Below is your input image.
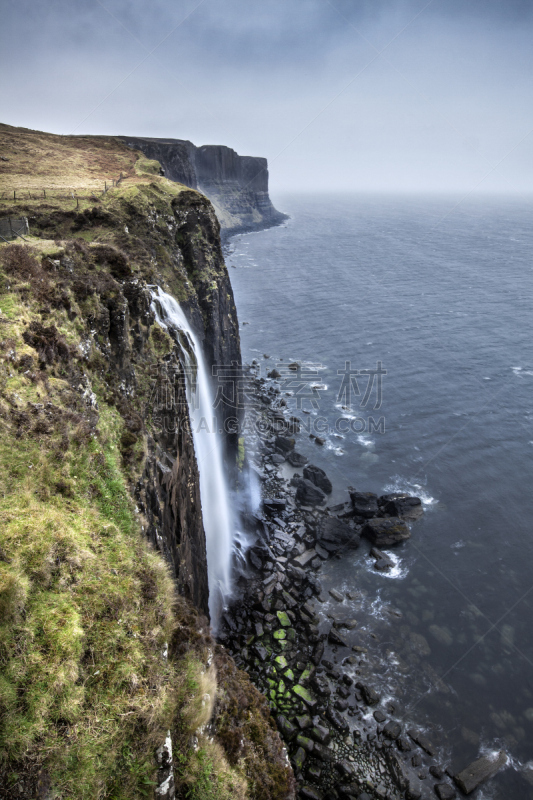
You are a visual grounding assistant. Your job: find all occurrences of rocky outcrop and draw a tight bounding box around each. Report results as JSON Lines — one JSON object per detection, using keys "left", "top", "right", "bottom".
{"left": 0, "top": 126, "right": 295, "bottom": 800}
{"left": 21, "top": 183, "right": 243, "bottom": 615}
{"left": 117, "top": 135, "right": 288, "bottom": 237}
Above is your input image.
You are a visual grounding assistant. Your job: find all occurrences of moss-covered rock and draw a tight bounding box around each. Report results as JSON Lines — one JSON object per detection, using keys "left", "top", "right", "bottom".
{"left": 277, "top": 611, "right": 291, "bottom": 627}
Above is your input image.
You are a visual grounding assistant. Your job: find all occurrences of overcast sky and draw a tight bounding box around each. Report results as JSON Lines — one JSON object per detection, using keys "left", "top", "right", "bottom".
{"left": 2, "top": 0, "right": 533, "bottom": 192}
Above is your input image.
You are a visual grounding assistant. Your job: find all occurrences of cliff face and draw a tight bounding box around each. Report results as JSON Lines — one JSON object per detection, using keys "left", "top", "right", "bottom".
{"left": 118, "top": 136, "right": 288, "bottom": 238}
{"left": 0, "top": 125, "right": 294, "bottom": 800}
{"left": 13, "top": 182, "right": 241, "bottom": 616}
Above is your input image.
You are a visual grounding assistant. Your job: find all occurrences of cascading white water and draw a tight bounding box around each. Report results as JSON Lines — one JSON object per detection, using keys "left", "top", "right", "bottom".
{"left": 150, "top": 287, "right": 233, "bottom": 627}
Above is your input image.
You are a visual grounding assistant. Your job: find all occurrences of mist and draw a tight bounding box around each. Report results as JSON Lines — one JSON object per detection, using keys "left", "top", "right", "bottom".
{"left": 2, "top": 0, "right": 532, "bottom": 193}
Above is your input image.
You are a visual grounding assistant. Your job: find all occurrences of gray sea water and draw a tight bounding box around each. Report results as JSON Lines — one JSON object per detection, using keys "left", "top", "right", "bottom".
{"left": 227, "top": 194, "right": 533, "bottom": 798}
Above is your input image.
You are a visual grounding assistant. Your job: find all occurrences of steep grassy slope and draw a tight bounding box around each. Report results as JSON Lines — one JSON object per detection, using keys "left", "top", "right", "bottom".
{"left": 0, "top": 126, "right": 293, "bottom": 800}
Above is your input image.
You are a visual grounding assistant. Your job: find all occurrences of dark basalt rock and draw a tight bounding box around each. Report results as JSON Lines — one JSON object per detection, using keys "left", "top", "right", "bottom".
{"left": 317, "top": 517, "right": 359, "bottom": 549}
{"left": 311, "top": 674, "right": 331, "bottom": 697}
{"left": 311, "top": 642, "right": 325, "bottom": 666}
{"left": 253, "top": 644, "right": 268, "bottom": 661}
{"left": 300, "top": 785, "right": 323, "bottom": 800}
{"left": 335, "top": 759, "right": 354, "bottom": 777}
{"left": 287, "top": 450, "right": 308, "bottom": 467}
{"left": 454, "top": 750, "right": 507, "bottom": 794}
{"left": 328, "top": 628, "right": 349, "bottom": 648}
{"left": 434, "top": 784, "right": 456, "bottom": 800}
{"left": 384, "top": 749, "right": 409, "bottom": 791}
{"left": 263, "top": 497, "right": 287, "bottom": 515}
{"left": 407, "top": 729, "right": 435, "bottom": 756}
{"left": 382, "top": 720, "right": 402, "bottom": 739}
{"left": 312, "top": 743, "right": 336, "bottom": 763}
{"left": 275, "top": 435, "right": 295, "bottom": 454}
{"left": 338, "top": 785, "right": 359, "bottom": 799}
{"left": 356, "top": 682, "right": 380, "bottom": 706}
{"left": 249, "top": 550, "right": 263, "bottom": 570}
{"left": 310, "top": 724, "right": 331, "bottom": 745}
{"left": 293, "top": 747, "right": 307, "bottom": 771}
{"left": 379, "top": 493, "right": 423, "bottom": 520}
{"left": 296, "top": 734, "right": 315, "bottom": 753}
{"left": 276, "top": 715, "right": 297, "bottom": 740}
{"left": 397, "top": 736, "right": 412, "bottom": 752}
{"left": 430, "top": 766, "right": 445, "bottom": 780}
{"left": 294, "top": 478, "right": 327, "bottom": 506}
{"left": 349, "top": 491, "right": 379, "bottom": 518}
{"left": 325, "top": 706, "right": 349, "bottom": 734}
{"left": 362, "top": 517, "right": 411, "bottom": 547}
{"left": 303, "top": 464, "right": 333, "bottom": 495}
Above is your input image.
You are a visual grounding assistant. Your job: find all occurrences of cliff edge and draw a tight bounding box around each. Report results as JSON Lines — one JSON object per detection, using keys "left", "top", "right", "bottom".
{"left": 118, "top": 136, "right": 288, "bottom": 238}
{"left": 0, "top": 123, "right": 294, "bottom": 800}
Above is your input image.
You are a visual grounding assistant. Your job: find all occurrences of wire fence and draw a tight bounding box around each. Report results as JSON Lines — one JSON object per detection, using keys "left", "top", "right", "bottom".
{"left": 0, "top": 173, "right": 126, "bottom": 204}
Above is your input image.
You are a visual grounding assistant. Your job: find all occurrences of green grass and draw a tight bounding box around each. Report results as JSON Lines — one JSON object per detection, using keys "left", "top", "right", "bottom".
{"left": 0, "top": 159, "right": 292, "bottom": 796}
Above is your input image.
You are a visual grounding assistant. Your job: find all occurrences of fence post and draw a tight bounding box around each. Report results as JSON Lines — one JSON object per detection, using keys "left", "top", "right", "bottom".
{"left": 13, "top": 190, "right": 16, "bottom": 201}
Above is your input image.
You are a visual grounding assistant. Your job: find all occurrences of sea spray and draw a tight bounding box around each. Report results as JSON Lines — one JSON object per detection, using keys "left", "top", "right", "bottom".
{"left": 150, "top": 287, "right": 233, "bottom": 628}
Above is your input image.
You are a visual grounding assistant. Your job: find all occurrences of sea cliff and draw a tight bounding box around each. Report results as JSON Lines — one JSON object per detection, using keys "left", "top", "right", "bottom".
{"left": 117, "top": 136, "right": 288, "bottom": 238}
{"left": 0, "top": 123, "right": 294, "bottom": 800}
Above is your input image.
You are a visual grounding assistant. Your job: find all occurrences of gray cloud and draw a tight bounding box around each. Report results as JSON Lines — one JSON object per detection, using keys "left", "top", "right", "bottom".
{"left": 1, "top": 0, "right": 533, "bottom": 192}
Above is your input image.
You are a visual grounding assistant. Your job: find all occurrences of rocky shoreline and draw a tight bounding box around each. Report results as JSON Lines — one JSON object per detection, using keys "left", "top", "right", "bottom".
{"left": 218, "top": 364, "right": 504, "bottom": 800}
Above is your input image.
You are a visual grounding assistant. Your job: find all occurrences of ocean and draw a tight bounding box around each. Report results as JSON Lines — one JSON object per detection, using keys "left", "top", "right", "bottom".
{"left": 227, "top": 193, "right": 533, "bottom": 798}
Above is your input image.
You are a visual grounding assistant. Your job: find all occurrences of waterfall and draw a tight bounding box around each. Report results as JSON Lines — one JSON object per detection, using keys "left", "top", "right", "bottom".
{"left": 150, "top": 287, "right": 233, "bottom": 627}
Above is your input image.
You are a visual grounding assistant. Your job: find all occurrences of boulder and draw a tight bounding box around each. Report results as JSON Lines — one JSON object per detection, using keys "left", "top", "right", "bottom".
{"left": 294, "top": 478, "right": 326, "bottom": 506}
{"left": 295, "top": 734, "right": 314, "bottom": 753}
{"left": 311, "top": 641, "right": 325, "bottom": 666}
{"left": 312, "top": 742, "right": 336, "bottom": 762}
{"left": 310, "top": 724, "right": 331, "bottom": 745}
{"left": 356, "top": 681, "right": 380, "bottom": 706}
{"left": 434, "top": 784, "right": 456, "bottom": 800}
{"left": 379, "top": 493, "right": 423, "bottom": 520}
{"left": 286, "top": 450, "right": 307, "bottom": 467}
{"left": 335, "top": 759, "right": 355, "bottom": 778}
{"left": 293, "top": 549, "right": 317, "bottom": 568}
{"left": 317, "top": 517, "right": 359, "bottom": 549}
{"left": 325, "top": 706, "right": 349, "bottom": 734}
{"left": 263, "top": 497, "right": 286, "bottom": 515}
{"left": 292, "top": 747, "right": 306, "bottom": 771}
{"left": 310, "top": 674, "right": 331, "bottom": 697}
{"left": 407, "top": 729, "right": 435, "bottom": 756}
{"left": 383, "top": 720, "right": 402, "bottom": 739}
{"left": 276, "top": 715, "right": 297, "bottom": 740}
{"left": 362, "top": 517, "right": 411, "bottom": 547}
{"left": 349, "top": 491, "right": 379, "bottom": 518}
{"left": 328, "top": 628, "right": 349, "bottom": 648}
{"left": 303, "top": 464, "right": 333, "bottom": 494}
{"left": 454, "top": 750, "right": 507, "bottom": 794}
{"left": 274, "top": 435, "right": 295, "bottom": 454}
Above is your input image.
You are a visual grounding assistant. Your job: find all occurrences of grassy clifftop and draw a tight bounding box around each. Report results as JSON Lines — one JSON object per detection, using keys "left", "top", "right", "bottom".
{"left": 0, "top": 125, "right": 293, "bottom": 800}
